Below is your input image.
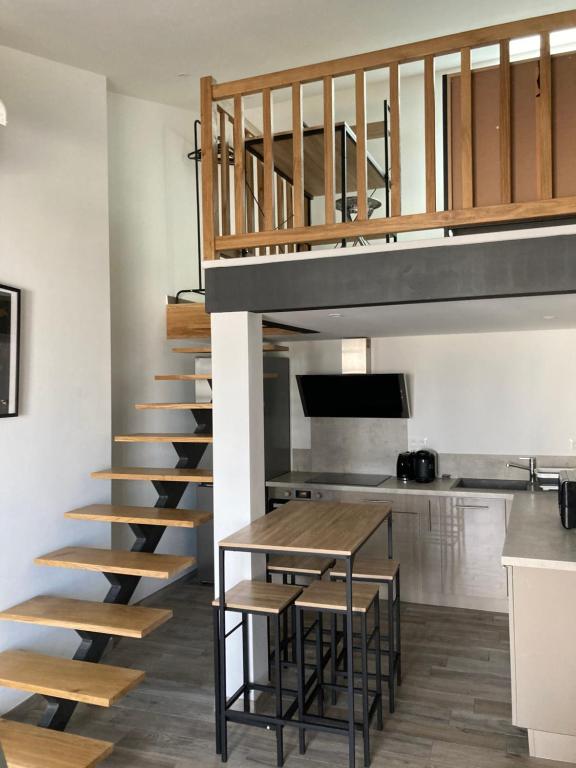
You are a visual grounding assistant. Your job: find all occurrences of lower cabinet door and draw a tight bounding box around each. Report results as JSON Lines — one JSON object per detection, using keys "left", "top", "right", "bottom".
{"left": 441, "top": 496, "right": 508, "bottom": 604}
{"left": 391, "top": 508, "right": 422, "bottom": 604}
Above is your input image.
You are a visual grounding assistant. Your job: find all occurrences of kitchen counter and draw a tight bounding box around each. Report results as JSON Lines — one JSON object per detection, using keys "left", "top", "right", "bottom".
{"left": 268, "top": 471, "right": 576, "bottom": 571}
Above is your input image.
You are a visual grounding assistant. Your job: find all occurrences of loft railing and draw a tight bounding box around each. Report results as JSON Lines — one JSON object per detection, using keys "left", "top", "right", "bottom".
{"left": 200, "top": 10, "right": 576, "bottom": 260}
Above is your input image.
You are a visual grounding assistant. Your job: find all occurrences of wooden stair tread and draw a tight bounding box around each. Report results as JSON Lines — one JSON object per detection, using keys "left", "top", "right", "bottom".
{"left": 0, "top": 650, "right": 144, "bottom": 707}
{"left": 0, "top": 596, "right": 172, "bottom": 638}
{"left": 0, "top": 718, "right": 113, "bottom": 768}
{"left": 134, "top": 402, "right": 213, "bottom": 410}
{"left": 66, "top": 504, "right": 212, "bottom": 528}
{"left": 114, "top": 433, "right": 213, "bottom": 443}
{"left": 154, "top": 373, "right": 277, "bottom": 380}
{"left": 35, "top": 547, "right": 195, "bottom": 579}
{"left": 91, "top": 467, "right": 213, "bottom": 482}
{"left": 171, "top": 344, "right": 288, "bottom": 353}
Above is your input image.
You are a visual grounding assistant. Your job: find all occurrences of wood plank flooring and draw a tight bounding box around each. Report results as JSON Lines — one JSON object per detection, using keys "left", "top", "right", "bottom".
{"left": 4, "top": 578, "right": 570, "bottom": 768}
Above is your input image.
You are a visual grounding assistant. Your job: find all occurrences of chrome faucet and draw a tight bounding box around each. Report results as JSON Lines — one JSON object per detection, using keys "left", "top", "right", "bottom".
{"left": 506, "top": 456, "right": 538, "bottom": 484}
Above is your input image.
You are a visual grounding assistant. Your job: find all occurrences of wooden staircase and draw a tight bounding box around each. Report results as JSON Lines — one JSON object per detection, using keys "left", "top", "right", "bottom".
{"left": 0, "top": 349, "right": 216, "bottom": 766}
{"left": 0, "top": 339, "right": 285, "bottom": 765}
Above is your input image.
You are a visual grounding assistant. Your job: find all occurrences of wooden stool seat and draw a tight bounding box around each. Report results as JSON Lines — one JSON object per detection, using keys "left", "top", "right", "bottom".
{"left": 295, "top": 581, "right": 379, "bottom": 613}
{"left": 212, "top": 580, "right": 302, "bottom": 615}
{"left": 267, "top": 555, "right": 334, "bottom": 577}
{"left": 330, "top": 558, "right": 400, "bottom": 582}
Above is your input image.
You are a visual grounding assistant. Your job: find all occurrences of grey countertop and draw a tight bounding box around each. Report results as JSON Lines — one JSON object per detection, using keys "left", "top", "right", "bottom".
{"left": 267, "top": 471, "right": 507, "bottom": 498}
{"left": 267, "top": 471, "right": 576, "bottom": 572}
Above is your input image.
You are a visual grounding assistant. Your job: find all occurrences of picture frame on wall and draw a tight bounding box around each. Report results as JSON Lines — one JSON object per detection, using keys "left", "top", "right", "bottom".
{"left": 0, "top": 284, "right": 21, "bottom": 418}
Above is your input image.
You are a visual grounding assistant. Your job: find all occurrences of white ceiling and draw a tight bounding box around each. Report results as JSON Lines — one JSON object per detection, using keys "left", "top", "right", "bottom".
{"left": 0, "top": 0, "right": 574, "bottom": 110}
{"left": 264, "top": 294, "right": 576, "bottom": 340}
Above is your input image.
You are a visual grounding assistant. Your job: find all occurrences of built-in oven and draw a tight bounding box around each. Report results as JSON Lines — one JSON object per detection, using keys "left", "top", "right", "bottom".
{"left": 267, "top": 486, "right": 325, "bottom": 512}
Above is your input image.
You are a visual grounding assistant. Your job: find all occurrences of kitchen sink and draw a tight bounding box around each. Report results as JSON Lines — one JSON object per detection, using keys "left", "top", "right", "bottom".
{"left": 453, "top": 477, "right": 532, "bottom": 491}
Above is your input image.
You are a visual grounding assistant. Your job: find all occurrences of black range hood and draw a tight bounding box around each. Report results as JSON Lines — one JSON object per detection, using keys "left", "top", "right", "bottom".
{"left": 297, "top": 373, "right": 410, "bottom": 418}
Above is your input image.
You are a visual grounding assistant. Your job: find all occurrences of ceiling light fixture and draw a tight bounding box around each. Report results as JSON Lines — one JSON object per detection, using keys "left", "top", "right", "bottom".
{"left": 0, "top": 99, "right": 6, "bottom": 127}
{"left": 328, "top": 312, "right": 342, "bottom": 318}
{"left": 543, "top": 315, "right": 556, "bottom": 320}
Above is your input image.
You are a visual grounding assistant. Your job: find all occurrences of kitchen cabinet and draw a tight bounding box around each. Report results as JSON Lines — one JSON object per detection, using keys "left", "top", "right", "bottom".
{"left": 439, "top": 495, "right": 508, "bottom": 610}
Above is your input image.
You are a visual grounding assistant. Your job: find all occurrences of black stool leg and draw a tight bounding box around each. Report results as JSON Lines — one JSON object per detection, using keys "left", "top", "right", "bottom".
{"left": 282, "top": 575, "right": 289, "bottom": 662}
{"left": 295, "top": 606, "right": 306, "bottom": 754}
{"left": 274, "top": 613, "right": 284, "bottom": 767}
{"left": 316, "top": 611, "right": 325, "bottom": 716}
{"left": 374, "top": 597, "right": 383, "bottom": 731}
{"left": 242, "top": 613, "right": 250, "bottom": 712}
{"left": 361, "top": 611, "right": 370, "bottom": 767}
{"left": 213, "top": 607, "right": 222, "bottom": 755}
{"left": 387, "top": 580, "right": 395, "bottom": 714}
{"left": 330, "top": 612, "right": 338, "bottom": 705}
{"left": 395, "top": 570, "right": 402, "bottom": 686}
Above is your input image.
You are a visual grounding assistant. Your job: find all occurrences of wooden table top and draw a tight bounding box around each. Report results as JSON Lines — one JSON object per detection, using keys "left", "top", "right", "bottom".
{"left": 218, "top": 500, "right": 390, "bottom": 557}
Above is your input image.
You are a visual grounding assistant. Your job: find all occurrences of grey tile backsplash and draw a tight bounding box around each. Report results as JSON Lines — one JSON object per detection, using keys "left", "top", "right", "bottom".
{"left": 291, "top": 418, "right": 576, "bottom": 480}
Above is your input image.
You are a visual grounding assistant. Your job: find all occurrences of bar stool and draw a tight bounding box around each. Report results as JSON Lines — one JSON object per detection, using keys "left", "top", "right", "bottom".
{"left": 294, "top": 580, "right": 383, "bottom": 767}
{"left": 213, "top": 579, "right": 302, "bottom": 766}
{"left": 330, "top": 557, "right": 401, "bottom": 712}
{"left": 267, "top": 555, "right": 334, "bottom": 662}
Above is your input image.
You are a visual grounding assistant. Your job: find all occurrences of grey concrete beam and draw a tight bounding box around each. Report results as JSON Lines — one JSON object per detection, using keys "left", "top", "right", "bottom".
{"left": 205, "top": 234, "right": 576, "bottom": 314}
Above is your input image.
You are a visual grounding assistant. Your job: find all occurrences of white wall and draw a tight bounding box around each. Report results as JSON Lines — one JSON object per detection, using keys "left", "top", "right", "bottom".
{"left": 0, "top": 46, "right": 111, "bottom": 712}
{"left": 371, "top": 329, "right": 576, "bottom": 456}
{"left": 107, "top": 92, "right": 200, "bottom": 600}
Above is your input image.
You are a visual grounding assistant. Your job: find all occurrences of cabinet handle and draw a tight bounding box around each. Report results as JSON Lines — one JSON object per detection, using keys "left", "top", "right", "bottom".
{"left": 454, "top": 504, "right": 489, "bottom": 509}
{"left": 428, "top": 499, "right": 432, "bottom": 531}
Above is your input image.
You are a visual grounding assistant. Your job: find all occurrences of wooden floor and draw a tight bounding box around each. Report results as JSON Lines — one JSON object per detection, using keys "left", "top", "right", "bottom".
{"left": 6, "top": 578, "right": 570, "bottom": 768}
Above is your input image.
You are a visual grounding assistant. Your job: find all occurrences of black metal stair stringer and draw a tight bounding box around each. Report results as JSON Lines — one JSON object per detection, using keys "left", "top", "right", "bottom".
{"left": 39, "top": 407, "right": 211, "bottom": 731}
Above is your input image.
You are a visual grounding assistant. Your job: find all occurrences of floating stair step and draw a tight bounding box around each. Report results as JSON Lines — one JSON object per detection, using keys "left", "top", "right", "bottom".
{"left": 154, "top": 373, "right": 277, "bottom": 381}
{"left": 135, "top": 402, "right": 213, "bottom": 410}
{"left": 171, "top": 344, "right": 288, "bottom": 354}
{"left": 35, "top": 547, "right": 195, "bottom": 579}
{"left": 0, "top": 650, "right": 144, "bottom": 707}
{"left": 114, "top": 433, "right": 213, "bottom": 444}
{"left": 66, "top": 504, "right": 212, "bottom": 529}
{"left": 91, "top": 466, "right": 213, "bottom": 482}
{"left": 0, "top": 596, "right": 172, "bottom": 638}
{"left": 0, "top": 718, "right": 113, "bottom": 768}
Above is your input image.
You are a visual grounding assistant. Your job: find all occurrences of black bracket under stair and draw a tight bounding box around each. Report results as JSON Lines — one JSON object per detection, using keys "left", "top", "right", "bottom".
{"left": 40, "top": 405, "right": 212, "bottom": 731}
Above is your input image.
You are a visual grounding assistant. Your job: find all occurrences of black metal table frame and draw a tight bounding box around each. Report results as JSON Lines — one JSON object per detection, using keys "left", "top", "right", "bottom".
{"left": 216, "top": 509, "right": 388, "bottom": 768}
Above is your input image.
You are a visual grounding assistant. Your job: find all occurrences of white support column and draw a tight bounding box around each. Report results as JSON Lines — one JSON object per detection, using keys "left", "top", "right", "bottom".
{"left": 211, "top": 310, "right": 267, "bottom": 692}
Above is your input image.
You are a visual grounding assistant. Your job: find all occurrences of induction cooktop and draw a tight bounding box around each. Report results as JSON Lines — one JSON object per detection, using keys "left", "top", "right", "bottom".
{"left": 306, "top": 472, "right": 391, "bottom": 487}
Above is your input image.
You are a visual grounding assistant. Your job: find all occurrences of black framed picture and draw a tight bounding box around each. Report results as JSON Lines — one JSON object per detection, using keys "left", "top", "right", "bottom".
{"left": 0, "top": 284, "right": 21, "bottom": 418}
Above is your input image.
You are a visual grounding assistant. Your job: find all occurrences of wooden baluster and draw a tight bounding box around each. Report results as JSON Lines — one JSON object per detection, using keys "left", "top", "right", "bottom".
{"left": 200, "top": 76, "right": 218, "bottom": 260}
{"left": 276, "top": 176, "right": 285, "bottom": 253}
{"left": 323, "top": 76, "right": 335, "bottom": 225}
{"left": 233, "top": 94, "right": 245, "bottom": 234}
{"left": 245, "top": 152, "right": 255, "bottom": 253}
{"left": 257, "top": 160, "right": 265, "bottom": 255}
{"left": 389, "top": 62, "right": 401, "bottom": 217}
{"left": 355, "top": 70, "right": 368, "bottom": 220}
{"left": 536, "top": 32, "right": 553, "bottom": 199}
{"left": 292, "top": 82, "right": 304, "bottom": 228}
{"left": 219, "top": 109, "right": 230, "bottom": 235}
{"left": 499, "top": 40, "right": 512, "bottom": 204}
{"left": 460, "top": 47, "right": 473, "bottom": 209}
{"left": 262, "top": 88, "right": 275, "bottom": 238}
{"left": 286, "top": 182, "right": 294, "bottom": 252}
{"left": 424, "top": 55, "right": 436, "bottom": 213}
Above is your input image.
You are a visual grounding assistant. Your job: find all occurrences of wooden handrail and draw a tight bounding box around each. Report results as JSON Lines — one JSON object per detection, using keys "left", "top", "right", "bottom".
{"left": 211, "top": 10, "right": 576, "bottom": 99}
{"left": 215, "top": 196, "right": 576, "bottom": 251}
